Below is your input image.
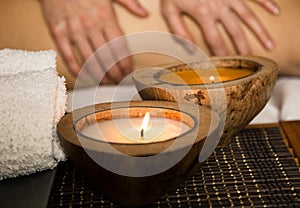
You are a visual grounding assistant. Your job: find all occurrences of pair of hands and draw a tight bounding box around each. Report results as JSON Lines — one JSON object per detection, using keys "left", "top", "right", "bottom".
{"left": 40, "top": 0, "right": 279, "bottom": 84}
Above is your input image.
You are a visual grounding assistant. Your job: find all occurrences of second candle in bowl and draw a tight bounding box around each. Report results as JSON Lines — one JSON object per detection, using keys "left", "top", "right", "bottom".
{"left": 133, "top": 56, "right": 278, "bottom": 147}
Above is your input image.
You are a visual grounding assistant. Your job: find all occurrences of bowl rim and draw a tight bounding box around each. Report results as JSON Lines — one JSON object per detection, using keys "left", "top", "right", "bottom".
{"left": 57, "top": 101, "right": 220, "bottom": 156}
{"left": 132, "top": 55, "right": 279, "bottom": 90}
{"left": 74, "top": 105, "right": 197, "bottom": 145}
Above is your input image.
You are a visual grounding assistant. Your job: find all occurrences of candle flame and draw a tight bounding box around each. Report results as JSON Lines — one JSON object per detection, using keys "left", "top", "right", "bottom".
{"left": 209, "top": 75, "right": 215, "bottom": 83}
{"left": 140, "top": 112, "right": 150, "bottom": 139}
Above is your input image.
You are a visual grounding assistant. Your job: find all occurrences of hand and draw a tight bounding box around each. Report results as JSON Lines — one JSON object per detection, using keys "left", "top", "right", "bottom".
{"left": 160, "top": 0, "right": 280, "bottom": 55}
{"left": 40, "top": 0, "right": 147, "bottom": 84}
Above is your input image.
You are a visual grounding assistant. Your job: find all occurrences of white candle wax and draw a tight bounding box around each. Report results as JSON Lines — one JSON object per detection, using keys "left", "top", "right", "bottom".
{"left": 80, "top": 117, "right": 190, "bottom": 143}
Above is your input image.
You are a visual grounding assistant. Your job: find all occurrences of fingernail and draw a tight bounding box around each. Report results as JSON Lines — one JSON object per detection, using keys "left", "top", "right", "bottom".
{"left": 184, "top": 42, "right": 196, "bottom": 53}
{"left": 265, "top": 40, "right": 274, "bottom": 50}
{"left": 137, "top": 5, "right": 148, "bottom": 16}
{"left": 268, "top": 2, "right": 280, "bottom": 15}
{"left": 273, "top": 6, "right": 280, "bottom": 15}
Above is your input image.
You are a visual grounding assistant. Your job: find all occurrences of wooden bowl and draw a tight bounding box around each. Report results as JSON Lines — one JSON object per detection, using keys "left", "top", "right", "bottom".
{"left": 132, "top": 56, "right": 279, "bottom": 147}
{"left": 57, "top": 101, "right": 220, "bottom": 207}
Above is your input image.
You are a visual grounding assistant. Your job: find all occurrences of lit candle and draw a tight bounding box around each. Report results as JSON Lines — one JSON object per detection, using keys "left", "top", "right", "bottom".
{"left": 209, "top": 76, "right": 215, "bottom": 83}
{"left": 79, "top": 112, "right": 190, "bottom": 143}
{"left": 140, "top": 112, "right": 150, "bottom": 140}
{"left": 158, "top": 67, "right": 254, "bottom": 84}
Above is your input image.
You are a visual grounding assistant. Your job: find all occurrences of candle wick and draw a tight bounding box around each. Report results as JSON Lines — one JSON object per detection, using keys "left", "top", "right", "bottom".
{"left": 140, "top": 129, "right": 144, "bottom": 140}
{"left": 209, "top": 75, "right": 215, "bottom": 83}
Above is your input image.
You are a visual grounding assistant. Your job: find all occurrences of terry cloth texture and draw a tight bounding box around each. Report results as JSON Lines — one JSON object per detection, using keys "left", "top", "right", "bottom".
{"left": 0, "top": 49, "right": 66, "bottom": 180}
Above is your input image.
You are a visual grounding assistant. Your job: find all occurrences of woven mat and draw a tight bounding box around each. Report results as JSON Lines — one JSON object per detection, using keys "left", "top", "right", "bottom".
{"left": 48, "top": 127, "right": 300, "bottom": 207}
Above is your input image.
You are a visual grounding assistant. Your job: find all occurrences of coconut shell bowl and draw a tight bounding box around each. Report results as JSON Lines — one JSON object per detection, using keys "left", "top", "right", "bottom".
{"left": 132, "top": 56, "right": 279, "bottom": 147}
{"left": 57, "top": 101, "right": 221, "bottom": 207}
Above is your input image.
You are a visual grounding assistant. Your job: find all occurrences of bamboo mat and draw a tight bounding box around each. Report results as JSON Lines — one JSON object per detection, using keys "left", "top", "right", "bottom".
{"left": 48, "top": 126, "right": 300, "bottom": 207}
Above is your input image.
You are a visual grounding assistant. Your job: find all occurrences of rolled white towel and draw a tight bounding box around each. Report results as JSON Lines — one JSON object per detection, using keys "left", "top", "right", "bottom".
{"left": 0, "top": 48, "right": 66, "bottom": 180}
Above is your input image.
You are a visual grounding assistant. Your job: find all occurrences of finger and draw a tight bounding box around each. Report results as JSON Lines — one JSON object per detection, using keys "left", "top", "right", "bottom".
{"left": 80, "top": 7, "right": 130, "bottom": 84}
{"left": 193, "top": 5, "right": 228, "bottom": 56}
{"left": 95, "top": 31, "right": 126, "bottom": 84}
{"left": 107, "top": 36, "right": 133, "bottom": 76}
{"left": 102, "top": 36, "right": 132, "bottom": 83}
{"left": 104, "top": 18, "right": 133, "bottom": 82}
{"left": 82, "top": 52, "right": 113, "bottom": 85}
{"left": 68, "top": 19, "right": 94, "bottom": 61}
{"left": 116, "top": 0, "right": 148, "bottom": 17}
{"left": 220, "top": 9, "right": 251, "bottom": 55}
{"left": 161, "top": 6, "right": 196, "bottom": 52}
{"left": 68, "top": 20, "right": 106, "bottom": 84}
{"left": 250, "top": 0, "right": 280, "bottom": 15}
{"left": 41, "top": 1, "right": 95, "bottom": 83}
{"left": 84, "top": 50, "right": 114, "bottom": 85}
{"left": 51, "top": 23, "right": 90, "bottom": 81}
{"left": 57, "top": 38, "right": 92, "bottom": 83}
{"left": 75, "top": 14, "right": 114, "bottom": 84}
{"left": 232, "top": 0, "right": 274, "bottom": 51}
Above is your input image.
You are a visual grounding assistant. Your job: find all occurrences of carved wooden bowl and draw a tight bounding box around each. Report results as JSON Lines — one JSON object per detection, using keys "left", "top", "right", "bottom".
{"left": 57, "top": 101, "right": 220, "bottom": 207}
{"left": 132, "top": 56, "right": 278, "bottom": 147}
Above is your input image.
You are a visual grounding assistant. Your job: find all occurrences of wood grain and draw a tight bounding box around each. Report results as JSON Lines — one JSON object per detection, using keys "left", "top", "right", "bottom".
{"left": 280, "top": 120, "right": 300, "bottom": 166}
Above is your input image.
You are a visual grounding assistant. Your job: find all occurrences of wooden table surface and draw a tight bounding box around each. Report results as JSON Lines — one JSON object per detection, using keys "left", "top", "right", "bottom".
{"left": 280, "top": 120, "right": 300, "bottom": 167}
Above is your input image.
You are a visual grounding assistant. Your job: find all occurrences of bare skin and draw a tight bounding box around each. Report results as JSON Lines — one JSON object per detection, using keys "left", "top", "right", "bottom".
{"left": 40, "top": 0, "right": 149, "bottom": 84}
{"left": 40, "top": 0, "right": 278, "bottom": 81}
{"left": 114, "top": 0, "right": 300, "bottom": 76}
{"left": 0, "top": 0, "right": 299, "bottom": 89}
{"left": 160, "top": 0, "right": 279, "bottom": 55}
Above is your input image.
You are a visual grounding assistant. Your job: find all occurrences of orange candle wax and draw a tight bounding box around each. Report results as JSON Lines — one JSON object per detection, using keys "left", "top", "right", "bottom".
{"left": 159, "top": 68, "right": 254, "bottom": 84}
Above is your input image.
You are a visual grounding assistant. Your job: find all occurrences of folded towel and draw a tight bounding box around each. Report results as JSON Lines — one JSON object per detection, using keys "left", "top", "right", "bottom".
{"left": 275, "top": 76, "right": 300, "bottom": 121}
{"left": 0, "top": 49, "right": 66, "bottom": 180}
